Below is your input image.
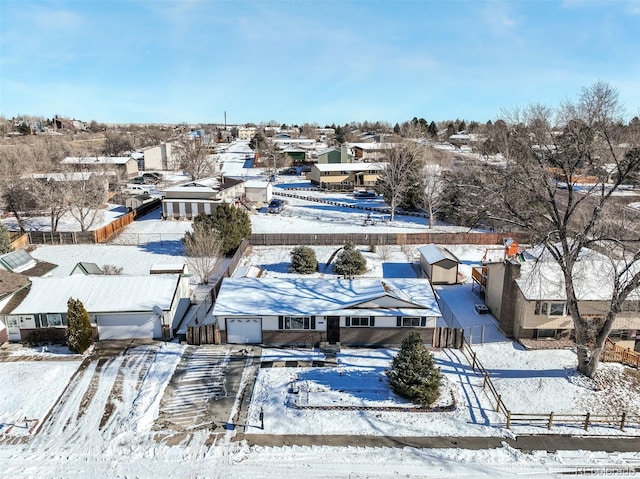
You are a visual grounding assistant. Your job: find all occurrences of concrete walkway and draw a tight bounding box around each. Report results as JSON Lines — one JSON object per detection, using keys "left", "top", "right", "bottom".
{"left": 235, "top": 433, "right": 640, "bottom": 453}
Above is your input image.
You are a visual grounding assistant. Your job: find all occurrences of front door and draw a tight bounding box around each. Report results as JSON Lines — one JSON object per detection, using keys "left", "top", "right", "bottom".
{"left": 326, "top": 316, "right": 340, "bottom": 344}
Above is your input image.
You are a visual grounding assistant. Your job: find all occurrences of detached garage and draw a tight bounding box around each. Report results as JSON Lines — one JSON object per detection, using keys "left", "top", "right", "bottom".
{"left": 7, "top": 274, "right": 190, "bottom": 342}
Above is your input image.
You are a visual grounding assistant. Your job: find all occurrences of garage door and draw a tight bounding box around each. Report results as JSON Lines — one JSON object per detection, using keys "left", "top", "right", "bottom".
{"left": 226, "top": 318, "right": 262, "bottom": 344}
{"left": 97, "top": 314, "right": 157, "bottom": 340}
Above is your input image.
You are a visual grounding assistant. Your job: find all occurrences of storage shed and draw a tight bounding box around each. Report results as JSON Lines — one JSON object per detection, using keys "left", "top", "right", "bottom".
{"left": 418, "top": 244, "right": 460, "bottom": 285}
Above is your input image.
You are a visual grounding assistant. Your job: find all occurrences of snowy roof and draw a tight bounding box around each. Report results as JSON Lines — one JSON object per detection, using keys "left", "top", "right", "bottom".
{"left": 515, "top": 247, "right": 640, "bottom": 302}
{"left": 244, "top": 180, "right": 271, "bottom": 189}
{"left": 348, "top": 143, "right": 397, "bottom": 150}
{"left": 61, "top": 156, "right": 134, "bottom": 165}
{"left": 212, "top": 278, "right": 441, "bottom": 317}
{"left": 418, "top": 244, "right": 460, "bottom": 265}
{"left": 10, "top": 274, "right": 181, "bottom": 315}
{"left": 313, "top": 162, "right": 385, "bottom": 172}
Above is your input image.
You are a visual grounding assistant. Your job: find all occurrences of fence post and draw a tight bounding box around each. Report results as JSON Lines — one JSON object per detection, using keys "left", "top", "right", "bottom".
{"left": 547, "top": 412, "right": 554, "bottom": 430}
{"left": 506, "top": 411, "right": 511, "bottom": 429}
{"left": 496, "top": 394, "right": 501, "bottom": 412}
{"left": 584, "top": 412, "right": 590, "bottom": 431}
{"left": 472, "top": 351, "right": 477, "bottom": 372}
{"left": 620, "top": 412, "right": 626, "bottom": 431}
{"left": 482, "top": 373, "right": 488, "bottom": 390}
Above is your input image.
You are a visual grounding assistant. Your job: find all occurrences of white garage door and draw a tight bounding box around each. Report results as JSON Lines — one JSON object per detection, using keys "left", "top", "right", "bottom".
{"left": 226, "top": 318, "right": 262, "bottom": 344}
{"left": 97, "top": 314, "right": 157, "bottom": 340}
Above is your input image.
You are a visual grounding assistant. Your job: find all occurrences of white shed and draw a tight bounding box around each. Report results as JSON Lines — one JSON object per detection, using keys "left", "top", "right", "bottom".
{"left": 244, "top": 181, "right": 273, "bottom": 203}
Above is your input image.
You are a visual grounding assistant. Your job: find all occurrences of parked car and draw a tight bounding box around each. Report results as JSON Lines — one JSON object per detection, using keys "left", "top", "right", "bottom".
{"left": 267, "top": 199, "right": 286, "bottom": 214}
{"left": 130, "top": 176, "right": 146, "bottom": 184}
{"left": 142, "top": 172, "right": 161, "bottom": 184}
{"left": 353, "top": 190, "right": 377, "bottom": 198}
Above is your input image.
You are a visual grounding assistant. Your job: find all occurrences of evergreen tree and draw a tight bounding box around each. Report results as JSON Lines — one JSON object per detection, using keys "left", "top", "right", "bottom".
{"left": 333, "top": 243, "right": 366, "bottom": 277}
{"left": 192, "top": 204, "right": 251, "bottom": 256}
{"left": 67, "top": 298, "right": 93, "bottom": 354}
{"left": 386, "top": 332, "right": 441, "bottom": 406}
{"left": 290, "top": 245, "right": 318, "bottom": 274}
{"left": 0, "top": 222, "right": 12, "bottom": 254}
{"left": 428, "top": 121, "right": 438, "bottom": 138}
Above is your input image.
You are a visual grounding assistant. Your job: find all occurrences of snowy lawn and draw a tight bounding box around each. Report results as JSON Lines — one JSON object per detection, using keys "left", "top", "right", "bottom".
{"left": 245, "top": 347, "right": 504, "bottom": 437}
{"left": 0, "top": 359, "right": 82, "bottom": 436}
{"left": 239, "top": 244, "right": 418, "bottom": 279}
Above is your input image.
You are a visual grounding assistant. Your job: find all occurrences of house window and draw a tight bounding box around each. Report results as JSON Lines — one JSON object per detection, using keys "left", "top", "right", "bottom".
{"left": 535, "top": 329, "right": 556, "bottom": 339}
{"left": 348, "top": 316, "right": 372, "bottom": 327}
{"left": 397, "top": 317, "right": 427, "bottom": 327}
{"left": 609, "top": 330, "right": 631, "bottom": 340}
{"left": 535, "top": 301, "right": 566, "bottom": 317}
{"left": 280, "top": 316, "right": 315, "bottom": 330}
{"left": 45, "top": 313, "right": 63, "bottom": 327}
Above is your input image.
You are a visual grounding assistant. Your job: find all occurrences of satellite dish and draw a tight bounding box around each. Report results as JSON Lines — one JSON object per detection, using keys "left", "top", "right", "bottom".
{"left": 152, "top": 305, "right": 163, "bottom": 316}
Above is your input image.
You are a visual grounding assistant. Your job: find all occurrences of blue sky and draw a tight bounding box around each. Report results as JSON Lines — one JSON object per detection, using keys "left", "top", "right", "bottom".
{"left": 1, "top": 0, "right": 639, "bottom": 126}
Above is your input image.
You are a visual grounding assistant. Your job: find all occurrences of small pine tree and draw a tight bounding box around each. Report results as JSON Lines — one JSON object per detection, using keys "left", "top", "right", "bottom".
{"left": 192, "top": 204, "right": 251, "bottom": 256}
{"left": 0, "top": 222, "right": 12, "bottom": 254}
{"left": 290, "top": 246, "right": 318, "bottom": 274}
{"left": 386, "top": 332, "right": 441, "bottom": 406}
{"left": 67, "top": 298, "right": 93, "bottom": 354}
{"left": 333, "top": 243, "right": 366, "bottom": 278}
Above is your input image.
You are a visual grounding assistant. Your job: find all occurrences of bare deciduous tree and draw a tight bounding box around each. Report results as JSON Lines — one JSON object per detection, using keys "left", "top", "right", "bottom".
{"left": 68, "top": 173, "right": 106, "bottom": 231}
{"left": 183, "top": 222, "right": 223, "bottom": 284}
{"left": 0, "top": 145, "right": 36, "bottom": 232}
{"left": 174, "top": 138, "right": 215, "bottom": 180}
{"left": 377, "top": 143, "right": 423, "bottom": 221}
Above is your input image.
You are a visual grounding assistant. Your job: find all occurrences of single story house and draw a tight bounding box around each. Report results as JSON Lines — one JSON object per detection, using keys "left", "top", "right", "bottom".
{"left": 418, "top": 244, "right": 460, "bottom": 285}
{"left": 310, "top": 162, "right": 384, "bottom": 191}
{"left": 5, "top": 274, "right": 190, "bottom": 342}
{"left": 476, "top": 246, "right": 640, "bottom": 351}
{"left": 60, "top": 156, "right": 139, "bottom": 180}
{"left": 210, "top": 277, "right": 445, "bottom": 347}
{"left": 162, "top": 176, "right": 245, "bottom": 219}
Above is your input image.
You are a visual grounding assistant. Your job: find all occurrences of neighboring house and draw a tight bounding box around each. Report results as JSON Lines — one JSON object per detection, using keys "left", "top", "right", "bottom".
{"left": 348, "top": 143, "right": 397, "bottom": 162}
{"left": 418, "top": 244, "right": 460, "bottom": 285}
{"left": 237, "top": 126, "right": 258, "bottom": 140}
{"left": 316, "top": 145, "right": 352, "bottom": 164}
{"left": 139, "top": 143, "right": 175, "bottom": 171}
{"left": 211, "top": 277, "right": 444, "bottom": 346}
{"left": 280, "top": 146, "right": 307, "bottom": 163}
{"left": 310, "top": 162, "right": 384, "bottom": 190}
{"left": 6, "top": 274, "right": 190, "bottom": 342}
{"left": 70, "top": 262, "right": 104, "bottom": 275}
{"left": 272, "top": 138, "right": 315, "bottom": 149}
{"left": 61, "top": 156, "right": 139, "bottom": 180}
{"left": 161, "top": 176, "right": 245, "bottom": 219}
{"left": 0, "top": 270, "right": 32, "bottom": 342}
{"left": 244, "top": 181, "right": 273, "bottom": 204}
{"left": 25, "top": 171, "right": 114, "bottom": 199}
{"left": 475, "top": 246, "right": 640, "bottom": 351}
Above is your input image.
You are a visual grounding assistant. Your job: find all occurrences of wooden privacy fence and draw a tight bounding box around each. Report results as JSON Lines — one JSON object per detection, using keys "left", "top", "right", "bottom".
{"left": 433, "top": 327, "right": 464, "bottom": 349}
{"left": 186, "top": 323, "right": 220, "bottom": 345}
{"left": 93, "top": 211, "right": 135, "bottom": 243}
{"left": 28, "top": 230, "right": 95, "bottom": 245}
{"left": 249, "top": 232, "right": 531, "bottom": 246}
{"left": 459, "top": 339, "right": 640, "bottom": 431}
